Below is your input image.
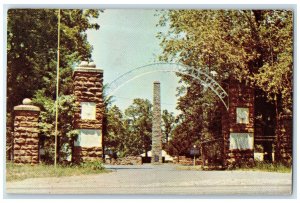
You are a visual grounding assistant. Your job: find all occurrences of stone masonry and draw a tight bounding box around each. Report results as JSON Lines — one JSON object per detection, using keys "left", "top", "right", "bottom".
{"left": 151, "top": 81, "right": 162, "bottom": 163}
{"left": 13, "top": 98, "right": 40, "bottom": 164}
{"left": 72, "top": 61, "right": 104, "bottom": 163}
{"left": 275, "top": 111, "right": 292, "bottom": 166}
{"left": 222, "top": 79, "right": 255, "bottom": 168}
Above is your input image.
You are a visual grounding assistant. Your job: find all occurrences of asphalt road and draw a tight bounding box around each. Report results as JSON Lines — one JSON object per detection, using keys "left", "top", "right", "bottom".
{"left": 6, "top": 164, "right": 292, "bottom": 195}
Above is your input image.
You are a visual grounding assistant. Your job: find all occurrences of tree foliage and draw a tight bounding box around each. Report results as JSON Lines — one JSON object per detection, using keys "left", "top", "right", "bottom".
{"left": 158, "top": 10, "right": 292, "bottom": 110}
{"left": 157, "top": 10, "right": 293, "bottom": 156}
{"left": 7, "top": 9, "right": 101, "bottom": 163}
{"left": 161, "top": 109, "right": 175, "bottom": 144}
{"left": 105, "top": 98, "right": 180, "bottom": 158}
{"left": 124, "top": 98, "right": 153, "bottom": 156}
{"left": 104, "top": 105, "right": 128, "bottom": 157}
{"left": 7, "top": 9, "right": 100, "bottom": 111}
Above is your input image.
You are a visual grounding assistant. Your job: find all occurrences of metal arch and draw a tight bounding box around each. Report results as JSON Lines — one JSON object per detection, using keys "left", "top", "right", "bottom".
{"left": 105, "top": 63, "right": 229, "bottom": 110}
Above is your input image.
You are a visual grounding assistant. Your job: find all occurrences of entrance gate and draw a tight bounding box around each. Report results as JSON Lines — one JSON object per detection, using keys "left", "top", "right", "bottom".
{"left": 104, "top": 63, "right": 255, "bottom": 168}
{"left": 12, "top": 62, "right": 255, "bottom": 168}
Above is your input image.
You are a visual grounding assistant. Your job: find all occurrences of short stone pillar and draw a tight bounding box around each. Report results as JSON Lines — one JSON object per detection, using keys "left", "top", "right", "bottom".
{"left": 222, "top": 79, "right": 255, "bottom": 168}
{"left": 151, "top": 81, "right": 162, "bottom": 163}
{"left": 72, "top": 61, "right": 104, "bottom": 163}
{"left": 13, "top": 98, "right": 40, "bottom": 164}
{"left": 275, "top": 110, "right": 292, "bottom": 166}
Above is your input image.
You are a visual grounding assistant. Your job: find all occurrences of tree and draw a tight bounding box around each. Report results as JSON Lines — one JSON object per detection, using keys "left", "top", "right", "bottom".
{"left": 7, "top": 9, "right": 100, "bottom": 112}
{"left": 32, "top": 92, "right": 77, "bottom": 163}
{"left": 158, "top": 9, "right": 292, "bottom": 111}
{"left": 7, "top": 9, "right": 101, "bottom": 163}
{"left": 161, "top": 109, "right": 175, "bottom": 144}
{"left": 157, "top": 10, "right": 293, "bottom": 161}
{"left": 124, "top": 98, "right": 153, "bottom": 156}
{"left": 105, "top": 105, "right": 128, "bottom": 157}
{"left": 165, "top": 114, "right": 198, "bottom": 158}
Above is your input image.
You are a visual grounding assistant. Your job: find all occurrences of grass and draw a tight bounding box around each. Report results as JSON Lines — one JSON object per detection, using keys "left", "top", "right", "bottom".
{"left": 176, "top": 162, "right": 292, "bottom": 173}
{"left": 6, "top": 161, "right": 109, "bottom": 182}
{"left": 238, "top": 161, "right": 292, "bottom": 173}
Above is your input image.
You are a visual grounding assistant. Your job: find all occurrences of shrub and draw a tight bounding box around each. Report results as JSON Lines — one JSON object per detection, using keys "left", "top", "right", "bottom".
{"left": 79, "top": 161, "right": 104, "bottom": 171}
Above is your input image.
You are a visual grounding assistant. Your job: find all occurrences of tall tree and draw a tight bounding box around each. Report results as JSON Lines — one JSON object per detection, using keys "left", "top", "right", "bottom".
{"left": 7, "top": 9, "right": 100, "bottom": 112}
{"left": 161, "top": 109, "right": 175, "bottom": 144}
{"left": 158, "top": 10, "right": 293, "bottom": 157}
{"left": 124, "top": 98, "right": 153, "bottom": 156}
{"left": 105, "top": 105, "right": 128, "bottom": 157}
{"left": 7, "top": 9, "right": 101, "bottom": 163}
{"left": 158, "top": 9, "right": 292, "bottom": 108}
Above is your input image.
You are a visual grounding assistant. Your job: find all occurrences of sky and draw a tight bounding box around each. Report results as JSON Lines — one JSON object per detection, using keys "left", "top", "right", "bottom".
{"left": 86, "top": 9, "right": 182, "bottom": 115}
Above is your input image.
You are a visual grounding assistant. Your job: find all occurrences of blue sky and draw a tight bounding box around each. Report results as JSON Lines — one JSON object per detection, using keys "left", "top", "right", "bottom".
{"left": 86, "top": 9, "right": 181, "bottom": 115}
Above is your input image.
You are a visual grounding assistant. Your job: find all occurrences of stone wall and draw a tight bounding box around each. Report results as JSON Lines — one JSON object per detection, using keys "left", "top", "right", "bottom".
{"left": 106, "top": 156, "right": 142, "bottom": 165}
{"left": 275, "top": 112, "right": 292, "bottom": 166}
{"left": 174, "top": 156, "right": 202, "bottom": 165}
{"left": 222, "top": 79, "right": 255, "bottom": 168}
{"left": 13, "top": 100, "right": 40, "bottom": 164}
{"left": 72, "top": 63, "right": 104, "bottom": 162}
{"left": 73, "top": 147, "right": 103, "bottom": 163}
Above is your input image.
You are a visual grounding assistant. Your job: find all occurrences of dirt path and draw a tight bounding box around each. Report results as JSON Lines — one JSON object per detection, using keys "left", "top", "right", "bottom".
{"left": 6, "top": 164, "right": 292, "bottom": 195}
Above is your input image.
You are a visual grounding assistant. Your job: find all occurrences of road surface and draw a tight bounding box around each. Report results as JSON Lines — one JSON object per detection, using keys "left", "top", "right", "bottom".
{"left": 6, "top": 164, "right": 292, "bottom": 195}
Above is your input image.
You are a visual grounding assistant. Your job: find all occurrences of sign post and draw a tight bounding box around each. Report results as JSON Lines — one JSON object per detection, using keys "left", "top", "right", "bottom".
{"left": 190, "top": 145, "right": 199, "bottom": 166}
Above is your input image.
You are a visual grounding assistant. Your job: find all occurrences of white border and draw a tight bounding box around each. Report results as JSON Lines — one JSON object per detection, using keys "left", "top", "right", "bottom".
{"left": 1, "top": 0, "right": 299, "bottom": 201}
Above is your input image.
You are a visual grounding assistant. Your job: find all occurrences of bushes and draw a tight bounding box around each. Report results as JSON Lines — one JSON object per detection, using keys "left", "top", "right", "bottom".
{"left": 79, "top": 161, "right": 105, "bottom": 171}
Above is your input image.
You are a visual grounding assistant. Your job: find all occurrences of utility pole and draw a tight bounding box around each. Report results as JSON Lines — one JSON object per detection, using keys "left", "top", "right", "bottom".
{"left": 54, "top": 9, "right": 61, "bottom": 167}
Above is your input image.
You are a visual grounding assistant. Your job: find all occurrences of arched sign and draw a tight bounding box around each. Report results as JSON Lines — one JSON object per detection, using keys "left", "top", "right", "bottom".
{"left": 105, "top": 63, "right": 229, "bottom": 110}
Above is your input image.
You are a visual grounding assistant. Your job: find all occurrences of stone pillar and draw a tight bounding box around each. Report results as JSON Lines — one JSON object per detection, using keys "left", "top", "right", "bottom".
{"left": 72, "top": 61, "right": 104, "bottom": 163}
{"left": 222, "top": 79, "right": 255, "bottom": 168}
{"left": 151, "top": 81, "right": 162, "bottom": 163}
{"left": 13, "top": 98, "right": 40, "bottom": 164}
{"left": 275, "top": 111, "right": 292, "bottom": 166}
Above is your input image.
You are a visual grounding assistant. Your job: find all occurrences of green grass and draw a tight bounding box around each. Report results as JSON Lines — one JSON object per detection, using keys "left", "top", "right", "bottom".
{"left": 176, "top": 162, "right": 291, "bottom": 173}
{"left": 6, "top": 161, "right": 109, "bottom": 182}
{"left": 238, "top": 161, "right": 292, "bottom": 173}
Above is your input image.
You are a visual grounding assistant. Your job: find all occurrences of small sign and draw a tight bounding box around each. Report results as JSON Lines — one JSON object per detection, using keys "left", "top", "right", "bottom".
{"left": 230, "top": 133, "right": 254, "bottom": 150}
{"left": 105, "top": 149, "right": 113, "bottom": 155}
{"left": 74, "top": 129, "right": 101, "bottom": 147}
{"left": 236, "top": 107, "right": 249, "bottom": 124}
{"left": 81, "top": 102, "right": 96, "bottom": 120}
{"left": 190, "top": 149, "right": 200, "bottom": 155}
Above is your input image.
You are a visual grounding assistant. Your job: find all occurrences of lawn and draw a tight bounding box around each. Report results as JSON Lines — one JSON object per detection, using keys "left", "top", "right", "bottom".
{"left": 238, "top": 161, "right": 292, "bottom": 173}
{"left": 6, "top": 161, "right": 109, "bottom": 182}
{"left": 175, "top": 162, "right": 292, "bottom": 173}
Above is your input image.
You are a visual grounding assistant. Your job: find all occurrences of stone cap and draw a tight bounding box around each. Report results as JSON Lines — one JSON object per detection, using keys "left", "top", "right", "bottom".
{"left": 153, "top": 81, "right": 160, "bottom": 84}
{"left": 73, "top": 61, "right": 103, "bottom": 74}
{"left": 14, "top": 98, "right": 40, "bottom": 112}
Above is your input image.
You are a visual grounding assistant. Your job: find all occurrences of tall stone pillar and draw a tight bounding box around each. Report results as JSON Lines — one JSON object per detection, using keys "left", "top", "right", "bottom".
{"left": 152, "top": 81, "right": 162, "bottom": 163}
{"left": 72, "top": 61, "right": 104, "bottom": 163}
{"left": 222, "top": 79, "right": 255, "bottom": 168}
{"left": 13, "top": 98, "right": 40, "bottom": 164}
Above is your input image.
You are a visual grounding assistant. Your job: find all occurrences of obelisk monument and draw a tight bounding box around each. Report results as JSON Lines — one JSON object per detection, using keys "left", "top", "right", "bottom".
{"left": 151, "top": 81, "right": 162, "bottom": 163}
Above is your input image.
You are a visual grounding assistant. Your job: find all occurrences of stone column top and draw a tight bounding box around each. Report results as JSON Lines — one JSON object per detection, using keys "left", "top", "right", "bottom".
{"left": 73, "top": 61, "right": 103, "bottom": 74}
{"left": 14, "top": 98, "right": 40, "bottom": 111}
{"left": 153, "top": 81, "right": 160, "bottom": 84}
{"left": 73, "top": 67, "right": 103, "bottom": 73}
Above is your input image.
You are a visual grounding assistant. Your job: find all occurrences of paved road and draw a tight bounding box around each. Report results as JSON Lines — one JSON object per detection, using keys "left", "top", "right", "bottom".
{"left": 6, "top": 164, "right": 292, "bottom": 195}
